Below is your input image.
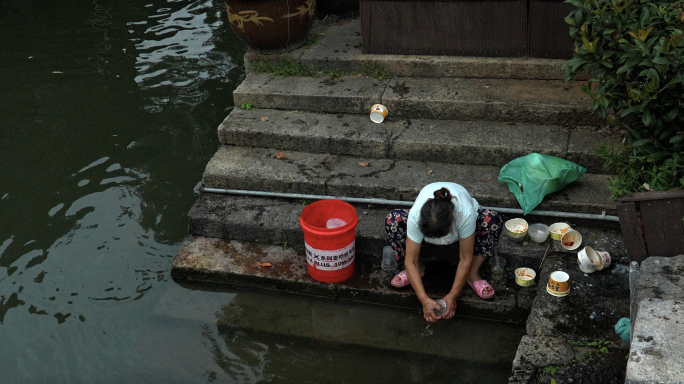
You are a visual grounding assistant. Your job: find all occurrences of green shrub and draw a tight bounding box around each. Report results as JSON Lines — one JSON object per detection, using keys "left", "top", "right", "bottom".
{"left": 563, "top": 0, "right": 684, "bottom": 197}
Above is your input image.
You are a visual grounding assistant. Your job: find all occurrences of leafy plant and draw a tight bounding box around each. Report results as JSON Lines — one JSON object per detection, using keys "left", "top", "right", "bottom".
{"left": 240, "top": 103, "right": 255, "bottom": 110}
{"left": 563, "top": 0, "right": 684, "bottom": 197}
{"left": 329, "top": 68, "right": 345, "bottom": 79}
{"left": 364, "top": 62, "right": 387, "bottom": 80}
{"left": 250, "top": 55, "right": 346, "bottom": 79}
{"left": 543, "top": 366, "right": 560, "bottom": 376}
{"left": 251, "top": 55, "right": 314, "bottom": 76}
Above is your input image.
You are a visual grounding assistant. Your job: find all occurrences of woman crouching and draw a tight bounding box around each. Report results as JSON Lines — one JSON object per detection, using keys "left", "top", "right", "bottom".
{"left": 385, "top": 182, "right": 502, "bottom": 322}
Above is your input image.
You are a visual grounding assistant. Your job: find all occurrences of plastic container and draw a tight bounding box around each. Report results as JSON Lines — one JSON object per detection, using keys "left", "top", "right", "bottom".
{"left": 596, "top": 251, "right": 611, "bottom": 270}
{"left": 381, "top": 246, "right": 398, "bottom": 270}
{"left": 561, "top": 230, "right": 582, "bottom": 251}
{"left": 434, "top": 299, "right": 447, "bottom": 317}
{"left": 300, "top": 200, "right": 359, "bottom": 283}
{"left": 489, "top": 256, "right": 506, "bottom": 281}
{"left": 549, "top": 222, "right": 571, "bottom": 241}
{"left": 528, "top": 223, "right": 550, "bottom": 243}
{"left": 577, "top": 246, "right": 600, "bottom": 272}
{"left": 515, "top": 267, "right": 536, "bottom": 286}
{"left": 505, "top": 218, "right": 528, "bottom": 243}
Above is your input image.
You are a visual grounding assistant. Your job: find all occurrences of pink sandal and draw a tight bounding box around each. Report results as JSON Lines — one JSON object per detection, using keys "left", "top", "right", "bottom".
{"left": 391, "top": 269, "right": 425, "bottom": 288}
{"left": 467, "top": 279, "right": 495, "bottom": 299}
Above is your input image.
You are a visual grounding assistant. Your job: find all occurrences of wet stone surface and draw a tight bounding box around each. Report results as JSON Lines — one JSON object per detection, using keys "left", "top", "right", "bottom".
{"left": 526, "top": 254, "right": 629, "bottom": 341}
{"left": 626, "top": 298, "right": 684, "bottom": 384}
{"left": 172, "top": 236, "right": 535, "bottom": 322}
{"left": 635, "top": 255, "right": 684, "bottom": 305}
{"left": 510, "top": 253, "right": 630, "bottom": 384}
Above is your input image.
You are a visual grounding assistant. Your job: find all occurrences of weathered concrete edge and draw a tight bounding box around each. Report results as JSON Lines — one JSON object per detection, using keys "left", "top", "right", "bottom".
{"left": 217, "top": 108, "right": 616, "bottom": 174}
{"left": 245, "top": 21, "right": 573, "bottom": 80}
{"left": 171, "top": 236, "right": 533, "bottom": 323}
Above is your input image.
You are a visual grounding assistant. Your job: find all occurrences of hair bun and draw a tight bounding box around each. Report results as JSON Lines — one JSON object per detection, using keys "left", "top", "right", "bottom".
{"left": 433, "top": 187, "right": 451, "bottom": 200}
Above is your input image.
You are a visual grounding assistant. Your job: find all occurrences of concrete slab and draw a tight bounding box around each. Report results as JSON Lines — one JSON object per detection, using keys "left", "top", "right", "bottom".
{"left": 232, "top": 73, "right": 388, "bottom": 115}
{"left": 188, "top": 194, "right": 627, "bottom": 277}
{"left": 510, "top": 335, "right": 629, "bottom": 384}
{"left": 381, "top": 77, "right": 601, "bottom": 126}
{"left": 525, "top": 255, "right": 630, "bottom": 342}
{"left": 626, "top": 299, "right": 684, "bottom": 384}
{"left": 636, "top": 255, "right": 684, "bottom": 304}
{"left": 218, "top": 109, "right": 613, "bottom": 174}
{"left": 391, "top": 118, "right": 568, "bottom": 165}
{"left": 567, "top": 126, "right": 622, "bottom": 175}
{"left": 218, "top": 108, "right": 395, "bottom": 159}
{"left": 202, "top": 145, "right": 616, "bottom": 215}
{"left": 171, "top": 236, "right": 534, "bottom": 322}
{"left": 288, "top": 20, "right": 569, "bottom": 80}
{"left": 232, "top": 74, "right": 602, "bottom": 126}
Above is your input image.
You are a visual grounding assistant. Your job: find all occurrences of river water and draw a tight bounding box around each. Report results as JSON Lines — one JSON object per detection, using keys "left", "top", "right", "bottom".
{"left": 0, "top": 1, "right": 523, "bottom": 382}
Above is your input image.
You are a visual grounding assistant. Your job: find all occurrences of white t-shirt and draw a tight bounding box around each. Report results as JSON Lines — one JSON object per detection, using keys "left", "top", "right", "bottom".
{"left": 407, "top": 182, "right": 480, "bottom": 245}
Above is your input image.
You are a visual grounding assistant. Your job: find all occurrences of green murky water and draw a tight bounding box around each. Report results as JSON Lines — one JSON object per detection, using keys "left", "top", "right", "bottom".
{"left": 0, "top": 1, "right": 523, "bottom": 382}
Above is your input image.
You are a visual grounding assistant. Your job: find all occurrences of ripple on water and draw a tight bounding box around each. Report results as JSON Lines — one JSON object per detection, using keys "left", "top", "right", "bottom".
{"left": 131, "top": 0, "right": 237, "bottom": 113}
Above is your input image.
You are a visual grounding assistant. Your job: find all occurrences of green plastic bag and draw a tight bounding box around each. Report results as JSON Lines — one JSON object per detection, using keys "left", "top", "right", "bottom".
{"left": 498, "top": 153, "right": 587, "bottom": 215}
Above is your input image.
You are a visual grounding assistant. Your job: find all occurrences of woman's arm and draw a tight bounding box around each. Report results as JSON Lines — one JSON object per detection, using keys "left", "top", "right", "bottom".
{"left": 405, "top": 238, "right": 442, "bottom": 322}
{"left": 441, "top": 233, "right": 475, "bottom": 320}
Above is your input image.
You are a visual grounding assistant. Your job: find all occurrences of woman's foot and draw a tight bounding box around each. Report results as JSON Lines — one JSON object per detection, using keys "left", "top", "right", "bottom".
{"left": 467, "top": 271, "right": 494, "bottom": 299}
{"left": 391, "top": 266, "right": 425, "bottom": 288}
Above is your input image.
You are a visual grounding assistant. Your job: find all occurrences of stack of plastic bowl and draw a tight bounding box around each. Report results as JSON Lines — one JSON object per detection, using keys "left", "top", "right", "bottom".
{"left": 505, "top": 218, "right": 528, "bottom": 243}
{"left": 577, "top": 246, "right": 602, "bottom": 273}
{"left": 528, "top": 223, "right": 550, "bottom": 243}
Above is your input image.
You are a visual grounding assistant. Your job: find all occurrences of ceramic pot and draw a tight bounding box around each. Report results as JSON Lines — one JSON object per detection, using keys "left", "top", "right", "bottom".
{"left": 225, "top": 0, "right": 316, "bottom": 53}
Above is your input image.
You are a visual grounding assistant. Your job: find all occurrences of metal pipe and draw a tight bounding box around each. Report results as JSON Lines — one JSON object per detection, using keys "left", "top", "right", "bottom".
{"left": 199, "top": 185, "right": 620, "bottom": 222}
{"left": 629, "top": 260, "right": 640, "bottom": 343}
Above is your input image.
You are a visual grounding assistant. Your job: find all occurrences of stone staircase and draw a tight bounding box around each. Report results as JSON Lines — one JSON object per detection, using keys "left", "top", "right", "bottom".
{"left": 172, "top": 20, "right": 628, "bottom": 383}
{"left": 173, "top": 17, "right": 627, "bottom": 303}
{"left": 172, "top": 19, "right": 632, "bottom": 381}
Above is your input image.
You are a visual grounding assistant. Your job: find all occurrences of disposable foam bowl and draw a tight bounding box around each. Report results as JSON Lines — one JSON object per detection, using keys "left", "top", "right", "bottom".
{"left": 515, "top": 267, "right": 536, "bottom": 287}
{"left": 577, "top": 246, "right": 600, "bottom": 272}
{"left": 505, "top": 218, "right": 528, "bottom": 243}
{"left": 549, "top": 222, "right": 571, "bottom": 241}
{"left": 561, "top": 230, "right": 582, "bottom": 251}
{"left": 577, "top": 258, "right": 597, "bottom": 273}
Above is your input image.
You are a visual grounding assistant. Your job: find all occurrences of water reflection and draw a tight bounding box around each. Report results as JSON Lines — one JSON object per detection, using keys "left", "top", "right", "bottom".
{"left": 0, "top": 0, "right": 243, "bottom": 380}
{"left": 131, "top": 0, "right": 236, "bottom": 113}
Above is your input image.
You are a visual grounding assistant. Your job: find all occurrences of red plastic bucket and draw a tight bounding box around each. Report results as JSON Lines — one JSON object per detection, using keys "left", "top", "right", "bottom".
{"left": 299, "top": 200, "right": 359, "bottom": 283}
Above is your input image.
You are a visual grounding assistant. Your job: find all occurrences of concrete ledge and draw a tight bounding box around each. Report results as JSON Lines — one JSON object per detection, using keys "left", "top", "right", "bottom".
{"left": 188, "top": 194, "right": 628, "bottom": 270}
{"left": 626, "top": 299, "right": 684, "bottom": 384}
{"left": 218, "top": 108, "right": 618, "bottom": 174}
{"left": 252, "top": 20, "right": 571, "bottom": 80}
{"left": 525, "top": 255, "right": 630, "bottom": 342}
{"left": 233, "top": 74, "right": 600, "bottom": 126}
{"left": 233, "top": 73, "right": 388, "bottom": 116}
{"left": 383, "top": 77, "right": 600, "bottom": 126}
{"left": 202, "top": 145, "right": 616, "bottom": 215}
{"left": 636, "top": 255, "right": 684, "bottom": 305}
{"left": 171, "top": 236, "right": 535, "bottom": 322}
{"left": 510, "top": 335, "right": 629, "bottom": 384}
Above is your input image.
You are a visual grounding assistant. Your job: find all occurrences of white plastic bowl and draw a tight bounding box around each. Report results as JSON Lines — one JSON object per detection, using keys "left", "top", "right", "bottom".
{"left": 528, "top": 223, "right": 550, "bottom": 243}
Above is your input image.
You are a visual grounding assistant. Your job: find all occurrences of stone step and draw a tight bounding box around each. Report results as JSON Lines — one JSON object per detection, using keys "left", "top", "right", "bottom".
{"left": 187, "top": 194, "right": 628, "bottom": 271}
{"left": 247, "top": 19, "right": 571, "bottom": 80}
{"left": 202, "top": 145, "right": 616, "bottom": 216}
{"left": 219, "top": 108, "right": 618, "bottom": 174}
{"left": 233, "top": 73, "right": 601, "bottom": 126}
{"left": 172, "top": 235, "right": 536, "bottom": 323}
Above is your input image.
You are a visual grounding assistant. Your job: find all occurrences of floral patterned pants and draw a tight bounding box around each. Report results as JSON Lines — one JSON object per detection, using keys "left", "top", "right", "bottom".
{"left": 384, "top": 208, "right": 503, "bottom": 260}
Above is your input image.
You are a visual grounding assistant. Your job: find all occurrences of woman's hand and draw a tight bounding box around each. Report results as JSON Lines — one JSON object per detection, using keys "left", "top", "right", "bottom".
{"left": 441, "top": 293, "right": 458, "bottom": 320}
{"left": 421, "top": 297, "right": 443, "bottom": 322}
